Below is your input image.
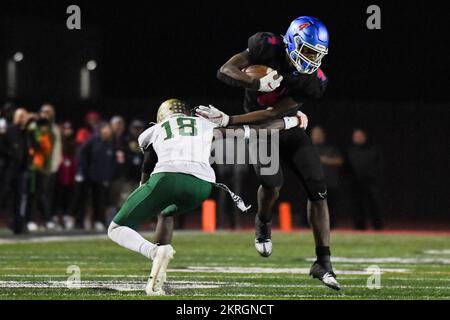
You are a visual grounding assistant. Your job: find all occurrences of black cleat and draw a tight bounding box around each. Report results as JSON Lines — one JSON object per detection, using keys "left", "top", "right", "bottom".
{"left": 310, "top": 261, "right": 341, "bottom": 291}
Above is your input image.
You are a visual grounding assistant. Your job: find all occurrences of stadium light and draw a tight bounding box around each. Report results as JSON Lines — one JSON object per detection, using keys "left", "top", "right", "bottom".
{"left": 6, "top": 52, "right": 23, "bottom": 98}
{"left": 13, "top": 52, "right": 24, "bottom": 62}
{"left": 86, "top": 60, "right": 97, "bottom": 71}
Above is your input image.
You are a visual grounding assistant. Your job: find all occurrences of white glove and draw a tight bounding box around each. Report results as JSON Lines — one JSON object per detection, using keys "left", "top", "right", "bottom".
{"left": 296, "top": 110, "right": 308, "bottom": 130}
{"left": 259, "top": 70, "right": 283, "bottom": 92}
{"left": 195, "top": 105, "right": 230, "bottom": 127}
{"left": 282, "top": 116, "right": 300, "bottom": 130}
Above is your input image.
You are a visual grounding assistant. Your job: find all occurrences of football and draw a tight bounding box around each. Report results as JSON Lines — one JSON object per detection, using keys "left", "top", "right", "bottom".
{"left": 242, "top": 65, "right": 273, "bottom": 79}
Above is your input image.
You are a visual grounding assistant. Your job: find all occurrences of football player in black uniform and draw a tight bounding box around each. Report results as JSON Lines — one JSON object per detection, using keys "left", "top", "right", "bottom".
{"left": 196, "top": 16, "right": 340, "bottom": 290}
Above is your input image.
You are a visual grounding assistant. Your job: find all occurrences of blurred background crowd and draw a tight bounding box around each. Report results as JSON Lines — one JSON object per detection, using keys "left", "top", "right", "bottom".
{"left": 0, "top": 102, "right": 147, "bottom": 234}
{"left": 0, "top": 101, "right": 386, "bottom": 234}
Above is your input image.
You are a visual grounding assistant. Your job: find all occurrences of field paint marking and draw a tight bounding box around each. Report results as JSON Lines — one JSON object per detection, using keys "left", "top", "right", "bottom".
{"left": 1, "top": 280, "right": 449, "bottom": 292}
{"left": 4, "top": 274, "right": 450, "bottom": 282}
{"left": 424, "top": 250, "right": 450, "bottom": 255}
{"left": 0, "top": 280, "right": 231, "bottom": 291}
{"left": 187, "top": 293, "right": 450, "bottom": 299}
{"left": 170, "top": 266, "right": 409, "bottom": 274}
{"left": 0, "top": 230, "right": 214, "bottom": 245}
{"left": 308, "top": 257, "right": 450, "bottom": 265}
{"left": 0, "top": 234, "right": 109, "bottom": 244}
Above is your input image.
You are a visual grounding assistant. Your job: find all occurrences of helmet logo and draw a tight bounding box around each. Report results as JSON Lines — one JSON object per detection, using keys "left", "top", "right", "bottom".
{"left": 298, "top": 22, "right": 310, "bottom": 31}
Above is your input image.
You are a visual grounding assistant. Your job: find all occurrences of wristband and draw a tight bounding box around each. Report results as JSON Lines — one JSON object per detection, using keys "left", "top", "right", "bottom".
{"left": 283, "top": 116, "right": 299, "bottom": 130}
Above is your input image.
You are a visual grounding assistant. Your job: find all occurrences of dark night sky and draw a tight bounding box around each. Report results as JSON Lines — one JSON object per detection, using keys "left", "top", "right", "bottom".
{"left": 1, "top": 0, "right": 449, "bottom": 103}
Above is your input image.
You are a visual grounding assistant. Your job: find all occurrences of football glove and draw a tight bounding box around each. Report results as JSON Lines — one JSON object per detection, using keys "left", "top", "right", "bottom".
{"left": 259, "top": 70, "right": 283, "bottom": 92}
{"left": 296, "top": 110, "right": 308, "bottom": 130}
{"left": 195, "top": 105, "right": 230, "bottom": 127}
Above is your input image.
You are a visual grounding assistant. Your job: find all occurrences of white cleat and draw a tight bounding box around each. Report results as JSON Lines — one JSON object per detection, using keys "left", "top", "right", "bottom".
{"left": 309, "top": 261, "right": 341, "bottom": 291}
{"left": 93, "top": 221, "right": 106, "bottom": 232}
{"left": 145, "top": 244, "right": 175, "bottom": 296}
{"left": 255, "top": 239, "right": 272, "bottom": 257}
{"left": 63, "top": 215, "right": 75, "bottom": 230}
{"left": 45, "top": 221, "right": 57, "bottom": 230}
{"left": 321, "top": 272, "right": 341, "bottom": 290}
{"left": 27, "top": 221, "right": 38, "bottom": 232}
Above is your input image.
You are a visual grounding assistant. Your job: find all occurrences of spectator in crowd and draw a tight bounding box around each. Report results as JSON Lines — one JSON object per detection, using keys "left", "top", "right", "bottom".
{"left": 75, "top": 111, "right": 101, "bottom": 146}
{"left": 26, "top": 116, "right": 55, "bottom": 231}
{"left": 39, "top": 103, "right": 63, "bottom": 228}
{"left": 0, "top": 108, "right": 33, "bottom": 234}
{"left": 73, "top": 123, "right": 116, "bottom": 231}
{"left": 0, "top": 102, "right": 17, "bottom": 201}
{"left": 346, "top": 128, "right": 384, "bottom": 230}
{"left": 124, "top": 119, "right": 145, "bottom": 185}
{"left": 68, "top": 111, "right": 101, "bottom": 228}
{"left": 311, "top": 126, "right": 344, "bottom": 228}
{"left": 56, "top": 122, "right": 77, "bottom": 230}
{"left": 109, "top": 116, "right": 128, "bottom": 214}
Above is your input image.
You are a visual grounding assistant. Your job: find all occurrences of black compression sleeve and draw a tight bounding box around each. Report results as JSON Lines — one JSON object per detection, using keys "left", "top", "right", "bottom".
{"left": 216, "top": 69, "right": 260, "bottom": 90}
{"left": 141, "top": 146, "right": 157, "bottom": 175}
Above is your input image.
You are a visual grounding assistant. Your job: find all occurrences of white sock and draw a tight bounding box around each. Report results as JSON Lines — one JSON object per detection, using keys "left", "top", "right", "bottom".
{"left": 108, "top": 222, "right": 157, "bottom": 260}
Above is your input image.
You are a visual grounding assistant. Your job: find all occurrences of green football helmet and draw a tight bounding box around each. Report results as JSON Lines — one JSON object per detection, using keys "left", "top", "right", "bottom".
{"left": 156, "top": 99, "right": 191, "bottom": 123}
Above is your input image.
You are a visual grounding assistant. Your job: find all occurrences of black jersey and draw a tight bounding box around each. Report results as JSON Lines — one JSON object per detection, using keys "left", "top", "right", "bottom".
{"left": 243, "top": 32, "right": 328, "bottom": 113}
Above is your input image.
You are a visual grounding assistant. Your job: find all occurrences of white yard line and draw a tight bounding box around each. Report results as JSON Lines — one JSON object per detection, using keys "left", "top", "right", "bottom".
{"left": 424, "top": 250, "right": 450, "bottom": 255}
{"left": 169, "top": 266, "right": 409, "bottom": 274}
{"left": 0, "top": 234, "right": 108, "bottom": 244}
{"left": 3, "top": 274, "right": 450, "bottom": 282}
{"left": 0, "top": 230, "right": 212, "bottom": 245}
{"left": 0, "top": 280, "right": 448, "bottom": 292}
{"left": 0, "top": 266, "right": 410, "bottom": 277}
{"left": 308, "top": 257, "right": 450, "bottom": 264}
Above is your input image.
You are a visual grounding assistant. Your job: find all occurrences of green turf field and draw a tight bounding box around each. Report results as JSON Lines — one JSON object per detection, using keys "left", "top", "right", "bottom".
{"left": 0, "top": 231, "right": 449, "bottom": 300}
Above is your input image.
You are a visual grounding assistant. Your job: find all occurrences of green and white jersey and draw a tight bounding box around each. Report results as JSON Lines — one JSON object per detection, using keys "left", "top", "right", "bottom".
{"left": 138, "top": 115, "right": 217, "bottom": 183}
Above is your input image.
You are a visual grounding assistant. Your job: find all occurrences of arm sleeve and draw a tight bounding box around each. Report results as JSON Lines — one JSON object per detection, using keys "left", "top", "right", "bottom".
{"left": 141, "top": 145, "right": 157, "bottom": 175}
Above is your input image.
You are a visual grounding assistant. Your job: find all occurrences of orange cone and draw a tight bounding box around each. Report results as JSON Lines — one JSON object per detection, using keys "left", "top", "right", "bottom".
{"left": 279, "top": 202, "right": 293, "bottom": 232}
{"left": 202, "top": 200, "right": 216, "bottom": 232}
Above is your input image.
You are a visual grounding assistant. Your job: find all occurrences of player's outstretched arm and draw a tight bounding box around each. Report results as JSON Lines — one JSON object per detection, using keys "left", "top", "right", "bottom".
{"left": 228, "top": 96, "right": 299, "bottom": 126}
{"left": 213, "top": 116, "right": 300, "bottom": 139}
{"left": 196, "top": 97, "right": 306, "bottom": 128}
{"left": 217, "top": 51, "right": 260, "bottom": 90}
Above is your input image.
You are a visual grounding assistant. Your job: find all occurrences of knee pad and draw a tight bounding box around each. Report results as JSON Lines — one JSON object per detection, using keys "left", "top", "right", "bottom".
{"left": 305, "top": 179, "right": 328, "bottom": 201}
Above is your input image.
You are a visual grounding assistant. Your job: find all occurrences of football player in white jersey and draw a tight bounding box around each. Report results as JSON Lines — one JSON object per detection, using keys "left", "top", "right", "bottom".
{"left": 108, "top": 98, "right": 304, "bottom": 296}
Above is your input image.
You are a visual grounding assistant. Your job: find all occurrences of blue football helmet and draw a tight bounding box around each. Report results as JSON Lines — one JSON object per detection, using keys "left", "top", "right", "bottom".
{"left": 284, "top": 16, "right": 329, "bottom": 74}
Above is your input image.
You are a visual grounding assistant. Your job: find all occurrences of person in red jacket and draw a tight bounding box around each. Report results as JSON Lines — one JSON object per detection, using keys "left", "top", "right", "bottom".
{"left": 75, "top": 111, "right": 101, "bottom": 146}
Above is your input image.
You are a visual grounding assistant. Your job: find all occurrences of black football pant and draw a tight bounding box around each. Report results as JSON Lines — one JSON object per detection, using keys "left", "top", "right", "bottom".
{"left": 252, "top": 127, "right": 327, "bottom": 201}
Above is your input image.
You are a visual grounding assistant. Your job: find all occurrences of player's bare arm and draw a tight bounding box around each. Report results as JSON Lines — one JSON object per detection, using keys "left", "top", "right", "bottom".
{"left": 228, "top": 96, "right": 299, "bottom": 125}
{"left": 218, "top": 51, "right": 283, "bottom": 93}
{"left": 213, "top": 116, "right": 300, "bottom": 138}
{"left": 196, "top": 97, "right": 308, "bottom": 128}
{"left": 217, "top": 51, "right": 258, "bottom": 89}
